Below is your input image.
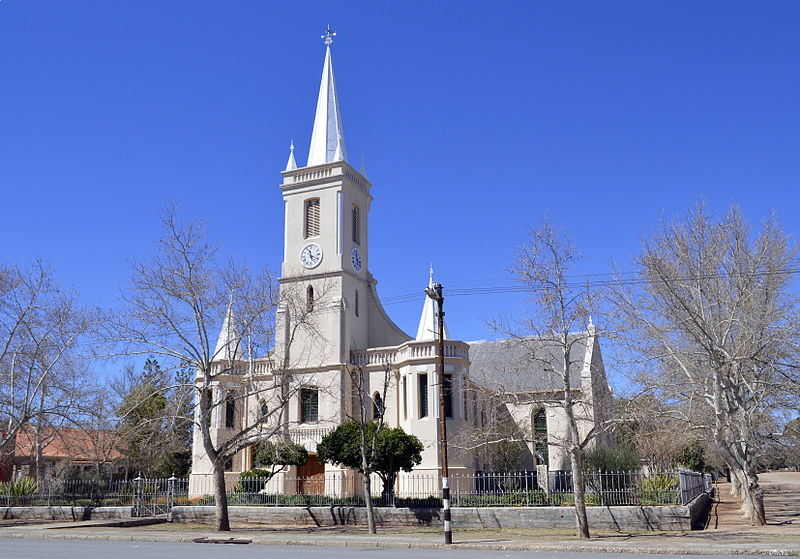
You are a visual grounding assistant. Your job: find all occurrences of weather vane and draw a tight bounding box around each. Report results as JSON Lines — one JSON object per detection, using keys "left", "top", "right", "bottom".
{"left": 322, "top": 24, "right": 336, "bottom": 46}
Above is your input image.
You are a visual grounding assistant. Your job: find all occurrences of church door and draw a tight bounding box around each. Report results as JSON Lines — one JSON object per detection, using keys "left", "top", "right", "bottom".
{"left": 297, "top": 454, "right": 325, "bottom": 495}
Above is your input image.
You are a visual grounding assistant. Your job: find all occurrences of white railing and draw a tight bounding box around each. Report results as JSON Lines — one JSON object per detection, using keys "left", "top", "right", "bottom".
{"left": 351, "top": 340, "right": 470, "bottom": 368}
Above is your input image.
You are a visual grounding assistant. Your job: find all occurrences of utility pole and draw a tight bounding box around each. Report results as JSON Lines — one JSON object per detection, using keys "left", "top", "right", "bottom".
{"left": 425, "top": 282, "right": 452, "bottom": 545}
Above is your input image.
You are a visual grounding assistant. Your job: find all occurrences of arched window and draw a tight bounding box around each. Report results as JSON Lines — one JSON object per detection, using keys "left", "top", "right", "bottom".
{"left": 373, "top": 392, "right": 384, "bottom": 420}
{"left": 306, "top": 285, "right": 314, "bottom": 312}
{"left": 354, "top": 289, "right": 359, "bottom": 317}
{"left": 304, "top": 198, "right": 320, "bottom": 238}
{"left": 533, "top": 409, "right": 549, "bottom": 466}
{"left": 225, "top": 393, "right": 236, "bottom": 429}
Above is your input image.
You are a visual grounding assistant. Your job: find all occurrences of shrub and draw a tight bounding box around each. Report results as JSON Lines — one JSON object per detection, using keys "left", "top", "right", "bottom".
{"left": 640, "top": 473, "right": 679, "bottom": 504}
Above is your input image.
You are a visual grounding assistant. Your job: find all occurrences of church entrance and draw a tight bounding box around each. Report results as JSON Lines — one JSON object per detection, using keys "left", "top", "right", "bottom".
{"left": 297, "top": 454, "right": 325, "bottom": 495}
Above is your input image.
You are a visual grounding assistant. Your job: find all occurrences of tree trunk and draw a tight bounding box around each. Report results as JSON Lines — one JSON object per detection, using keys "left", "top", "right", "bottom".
{"left": 728, "top": 468, "right": 742, "bottom": 497}
{"left": 213, "top": 463, "right": 231, "bottom": 531}
{"left": 363, "top": 471, "right": 376, "bottom": 534}
{"left": 570, "top": 448, "right": 590, "bottom": 539}
{"left": 737, "top": 468, "right": 766, "bottom": 526}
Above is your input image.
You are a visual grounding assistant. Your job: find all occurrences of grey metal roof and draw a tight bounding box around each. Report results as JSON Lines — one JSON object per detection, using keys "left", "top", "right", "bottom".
{"left": 467, "top": 336, "right": 590, "bottom": 393}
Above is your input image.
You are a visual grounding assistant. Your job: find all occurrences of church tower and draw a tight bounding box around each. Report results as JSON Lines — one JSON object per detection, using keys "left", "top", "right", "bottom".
{"left": 275, "top": 28, "right": 408, "bottom": 376}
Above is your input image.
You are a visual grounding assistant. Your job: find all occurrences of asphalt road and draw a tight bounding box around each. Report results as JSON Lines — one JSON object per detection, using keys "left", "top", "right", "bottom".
{"left": 0, "top": 541, "right": 783, "bottom": 559}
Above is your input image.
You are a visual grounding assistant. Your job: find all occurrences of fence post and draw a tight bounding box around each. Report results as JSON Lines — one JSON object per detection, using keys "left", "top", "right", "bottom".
{"left": 167, "top": 473, "right": 177, "bottom": 511}
{"left": 678, "top": 470, "right": 686, "bottom": 505}
{"left": 133, "top": 474, "right": 143, "bottom": 517}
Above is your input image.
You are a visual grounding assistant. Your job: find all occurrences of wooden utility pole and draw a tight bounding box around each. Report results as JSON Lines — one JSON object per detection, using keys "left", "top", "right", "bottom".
{"left": 425, "top": 282, "right": 452, "bottom": 545}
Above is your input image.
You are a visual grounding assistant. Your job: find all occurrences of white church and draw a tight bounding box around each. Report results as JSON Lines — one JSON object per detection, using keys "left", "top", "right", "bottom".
{"left": 189, "top": 31, "right": 612, "bottom": 495}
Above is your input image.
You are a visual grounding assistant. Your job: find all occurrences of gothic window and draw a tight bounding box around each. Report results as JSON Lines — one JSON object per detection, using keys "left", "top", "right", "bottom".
{"left": 402, "top": 377, "right": 407, "bottom": 421}
{"left": 304, "top": 198, "right": 320, "bottom": 238}
{"left": 372, "top": 392, "right": 384, "bottom": 420}
{"left": 463, "top": 389, "right": 469, "bottom": 422}
{"left": 259, "top": 399, "right": 268, "bottom": 418}
{"left": 225, "top": 394, "right": 235, "bottom": 429}
{"left": 306, "top": 285, "right": 314, "bottom": 312}
{"left": 443, "top": 373, "right": 453, "bottom": 418}
{"left": 354, "top": 290, "right": 359, "bottom": 317}
{"left": 352, "top": 204, "right": 360, "bottom": 245}
{"left": 533, "top": 409, "right": 549, "bottom": 466}
{"left": 300, "top": 387, "right": 319, "bottom": 423}
{"left": 419, "top": 373, "right": 428, "bottom": 418}
{"left": 224, "top": 456, "right": 233, "bottom": 472}
{"left": 204, "top": 389, "right": 213, "bottom": 427}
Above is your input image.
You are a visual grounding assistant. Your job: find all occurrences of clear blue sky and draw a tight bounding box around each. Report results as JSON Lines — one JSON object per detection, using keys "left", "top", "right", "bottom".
{"left": 2, "top": 1, "right": 799, "bottom": 349}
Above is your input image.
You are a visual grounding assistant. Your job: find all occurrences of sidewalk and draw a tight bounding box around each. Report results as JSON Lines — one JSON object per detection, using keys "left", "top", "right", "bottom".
{"left": 2, "top": 521, "right": 799, "bottom": 556}
{"left": 1, "top": 472, "right": 798, "bottom": 556}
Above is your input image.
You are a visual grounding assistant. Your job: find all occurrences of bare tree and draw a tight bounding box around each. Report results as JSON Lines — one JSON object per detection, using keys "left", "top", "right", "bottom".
{"left": 610, "top": 202, "right": 800, "bottom": 525}
{"left": 0, "top": 261, "right": 94, "bottom": 477}
{"left": 492, "top": 218, "right": 610, "bottom": 539}
{"left": 104, "top": 201, "right": 283, "bottom": 531}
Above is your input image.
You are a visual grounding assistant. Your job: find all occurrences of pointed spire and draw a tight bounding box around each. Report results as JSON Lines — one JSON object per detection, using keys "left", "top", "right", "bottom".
{"left": 214, "top": 295, "right": 242, "bottom": 362}
{"left": 416, "top": 265, "right": 450, "bottom": 341}
{"left": 285, "top": 140, "right": 297, "bottom": 171}
{"left": 307, "top": 28, "right": 347, "bottom": 166}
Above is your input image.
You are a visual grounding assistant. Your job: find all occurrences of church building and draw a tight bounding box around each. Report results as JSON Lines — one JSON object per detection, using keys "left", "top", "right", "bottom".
{"left": 189, "top": 31, "right": 612, "bottom": 495}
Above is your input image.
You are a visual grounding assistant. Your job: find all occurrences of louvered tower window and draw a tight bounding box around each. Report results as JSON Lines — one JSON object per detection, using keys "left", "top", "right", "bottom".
{"left": 354, "top": 290, "right": 359, "bottom": 317}
{"left": 352, "top": 204, "right": 360, "bottom": 244}
{"left": 306, "top": 285, "right": 314, "bottom": 312}
{"left": 305, "top": 198, "right": 320, "bottom": 238}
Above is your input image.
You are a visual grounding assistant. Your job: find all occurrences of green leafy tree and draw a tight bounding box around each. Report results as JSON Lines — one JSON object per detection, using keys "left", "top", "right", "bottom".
{"left": 115, "top": 358, "right": 192, "bottom": 477}
{"left": 317, "top": 420, "right": 423, "bottom": 503}
{"left": 252, "top": 440, "right": 308, "bottom": 481}
{"left": 677, "top": 440, "right": 707, "bottom": 473}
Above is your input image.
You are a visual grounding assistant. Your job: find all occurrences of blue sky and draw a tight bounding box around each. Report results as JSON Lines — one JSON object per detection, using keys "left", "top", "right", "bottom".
{"left": 2, "top": 1, "right": 799, "bottom": 356}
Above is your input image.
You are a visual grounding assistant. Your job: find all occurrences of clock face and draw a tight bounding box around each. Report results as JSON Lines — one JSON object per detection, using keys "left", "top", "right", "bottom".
{"left": 300, "top": 243, "right": 323, "bottom": 269}
{"left": 351, "top": 247, "right": 363, "bottom": 272}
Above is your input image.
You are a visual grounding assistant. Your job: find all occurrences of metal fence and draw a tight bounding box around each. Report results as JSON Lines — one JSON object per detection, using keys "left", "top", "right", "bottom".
{"left": 1, "top": 469, "right": 711, "bottom": 511}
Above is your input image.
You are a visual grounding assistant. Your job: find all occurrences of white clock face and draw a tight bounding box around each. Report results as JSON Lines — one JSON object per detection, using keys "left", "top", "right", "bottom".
{"left": 351, "top": 247, "right": 363, "bottom": 272}
{"left": 300, "top": 243, "right": 323, "bottom": 269}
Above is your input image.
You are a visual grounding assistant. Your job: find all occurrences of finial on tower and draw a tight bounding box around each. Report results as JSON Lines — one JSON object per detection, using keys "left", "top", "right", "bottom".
{"left": 360, "top": 153, "right": 368, "bottom": 179}
{"left": 285, "top": 139, "right": 297, "bottom": 171}
{"left": 429, "top": 263, "right": 434, "bottom": 287}
{"left": 322, "top": 24, "right": 336, "bottom": 46}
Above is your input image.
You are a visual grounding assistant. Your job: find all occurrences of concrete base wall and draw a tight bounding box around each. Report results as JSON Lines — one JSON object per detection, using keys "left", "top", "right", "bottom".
{"left": 0, "top": 506, "right": 132, "bottom": 521}
{"left": 171, "top": 504, "right": 696, "bottom": 531}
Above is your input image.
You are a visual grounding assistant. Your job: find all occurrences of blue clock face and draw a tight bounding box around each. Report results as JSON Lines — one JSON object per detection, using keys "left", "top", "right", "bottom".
{"left": 351, "top": 247, "right": 363, "bottom": 272}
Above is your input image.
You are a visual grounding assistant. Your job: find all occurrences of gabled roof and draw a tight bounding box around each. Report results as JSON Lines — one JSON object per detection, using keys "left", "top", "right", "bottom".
{"left": 468, "top": 334, "right": 594, "bottom": 394}
{"left": 13, "top": 426, "right": 121, "bottom": 462}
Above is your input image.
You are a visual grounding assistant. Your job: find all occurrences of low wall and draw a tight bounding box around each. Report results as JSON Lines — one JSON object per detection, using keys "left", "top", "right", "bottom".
{"left": 171, "top": 504, "right": 699, "bottom": 531}
{"left": 1, "top": 506, "right": 132, "bottom": 521}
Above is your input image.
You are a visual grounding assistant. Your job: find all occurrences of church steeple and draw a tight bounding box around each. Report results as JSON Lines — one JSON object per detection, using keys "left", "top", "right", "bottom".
{"left": 307, "top": 26, "right": 347, "bottom": 166}
{"left": 214, "top": 296, "right": 242, "bottom": 362}
{"left": 416, "top": 265, "right": 450, "bottom": 341}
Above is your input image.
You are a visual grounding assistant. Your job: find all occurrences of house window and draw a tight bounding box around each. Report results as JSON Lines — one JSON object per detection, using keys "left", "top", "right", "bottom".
{"left": 306, "top": 285, "right": 314, "bottom": 312}
{"left": 534, "top": 409, "right": 549, "bottom": 466}
{"left": 354, "top": 290, "right": 359, "bottom": 317}
{"left": 352, "top": 204, "right": 360, "bottom": 244}
{"left": 443, "top": 373, "right": 453, "bottom": 418}
{"left": 300, "top": 388, "right": 319, "bottom": 423}
{"left": 304, "top": 198, "right": 320, "bottom": 238}
{"left": 372, "top": 392, "right": 384, "bottom": 420}
{"left": 419, "top": 373, "right": 428, "bottom": 418}
{"left": 225, "top": 394, "right": 235, "bottom": 429}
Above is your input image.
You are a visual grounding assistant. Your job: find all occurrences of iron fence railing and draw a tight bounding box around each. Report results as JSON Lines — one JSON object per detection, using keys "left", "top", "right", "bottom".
{"left": 1, "top": 469, "right": 711, "bottom": 510}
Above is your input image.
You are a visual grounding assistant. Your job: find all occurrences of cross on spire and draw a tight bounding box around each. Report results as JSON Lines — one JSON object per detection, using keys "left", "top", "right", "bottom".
{"left": 322, "top": 25, "right": 336, "bottom": 46}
